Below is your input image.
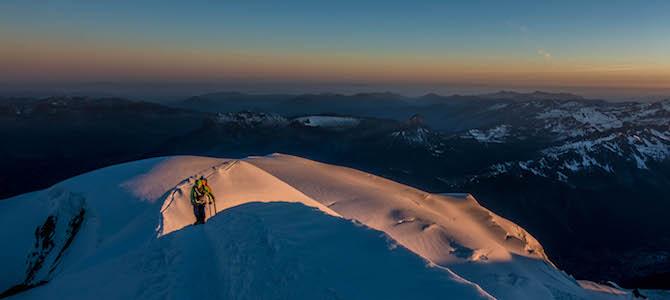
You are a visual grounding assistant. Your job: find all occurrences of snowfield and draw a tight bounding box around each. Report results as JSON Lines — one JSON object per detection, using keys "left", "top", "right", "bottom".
{"left": 464, "top": 125, "right": 511, "bottom": 143}
{"left": 0, "top": 154, "right": 655, "bottom": 299}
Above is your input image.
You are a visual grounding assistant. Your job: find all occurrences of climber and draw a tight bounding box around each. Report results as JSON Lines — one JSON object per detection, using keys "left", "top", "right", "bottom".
{"left": 191, "top": 176, "right": 215, "bottom": 225}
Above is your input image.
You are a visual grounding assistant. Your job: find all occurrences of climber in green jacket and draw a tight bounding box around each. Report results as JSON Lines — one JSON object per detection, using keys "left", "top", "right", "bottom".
{"left": 191, "top": 176, "right": 215, "bottom": 225}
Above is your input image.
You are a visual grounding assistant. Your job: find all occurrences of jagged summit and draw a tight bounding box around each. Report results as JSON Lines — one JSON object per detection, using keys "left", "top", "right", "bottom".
{"left": 0, "top": 154, "right": 640, "bottom": 299}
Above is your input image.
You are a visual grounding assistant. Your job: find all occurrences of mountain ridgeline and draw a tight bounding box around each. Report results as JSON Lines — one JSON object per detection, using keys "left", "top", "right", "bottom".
{"left": 1, "top": 91, "right": 669, "bottom": 289}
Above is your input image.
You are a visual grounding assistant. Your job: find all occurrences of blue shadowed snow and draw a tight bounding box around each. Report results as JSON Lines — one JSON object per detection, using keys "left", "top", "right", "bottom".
{"left": 12, "top": 202, "right": 491, "bottom": 299}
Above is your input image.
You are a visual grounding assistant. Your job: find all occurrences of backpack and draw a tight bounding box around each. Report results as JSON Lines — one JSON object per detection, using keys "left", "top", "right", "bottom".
{"left": 192, "top": 180, "right": 208, "bottom": 204}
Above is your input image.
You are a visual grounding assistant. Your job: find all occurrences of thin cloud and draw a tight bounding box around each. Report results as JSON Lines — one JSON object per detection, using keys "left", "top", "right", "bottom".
{"left": 576, "top": 65, "right": 637, "bottom": 72}
{"left": 537, "top": 49, "right": 552, "bottom": 60}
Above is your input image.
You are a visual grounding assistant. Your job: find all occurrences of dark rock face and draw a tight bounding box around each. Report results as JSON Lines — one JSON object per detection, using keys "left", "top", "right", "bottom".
{"left": 26, "top": 215, "right": 57, "bottom": 283}
{"left": 407, "top": 114, "right": 424, "bottom": 127}
{"left": 1, "top": 191, "right": 86, "bottom": 298}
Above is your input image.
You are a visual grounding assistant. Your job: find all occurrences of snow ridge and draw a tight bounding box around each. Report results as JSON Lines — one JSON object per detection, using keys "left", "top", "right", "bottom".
{"left": 0, "top": 154, "right": 640, "bottom": 299}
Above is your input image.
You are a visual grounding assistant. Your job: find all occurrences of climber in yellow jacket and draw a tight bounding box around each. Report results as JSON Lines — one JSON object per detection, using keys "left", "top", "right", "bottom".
{"left": 191, "top": 176, "right": 215, "bottom": 225}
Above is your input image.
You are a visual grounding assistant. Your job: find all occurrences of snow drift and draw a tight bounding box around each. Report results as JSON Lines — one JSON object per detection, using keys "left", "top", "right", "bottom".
{"left": 0, "top": 154, "right": 647, "bottom": 299}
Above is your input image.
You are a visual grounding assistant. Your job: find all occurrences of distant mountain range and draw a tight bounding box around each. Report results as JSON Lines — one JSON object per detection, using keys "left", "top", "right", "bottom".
{"left": 1, "top": 91, "right": 669, "bottom": 289}
{"left": 174, "top": 90, "right": 597, "bottom": 131}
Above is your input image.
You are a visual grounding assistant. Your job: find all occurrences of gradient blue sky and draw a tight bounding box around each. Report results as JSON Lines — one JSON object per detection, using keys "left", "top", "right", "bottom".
{"left": 1, "top": 0, "right": 669, "bottom": 98}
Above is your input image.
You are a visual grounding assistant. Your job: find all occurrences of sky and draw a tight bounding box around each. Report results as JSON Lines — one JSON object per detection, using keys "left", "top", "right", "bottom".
{"left": 1, "top": 0, "right": 669, "bottom": 99}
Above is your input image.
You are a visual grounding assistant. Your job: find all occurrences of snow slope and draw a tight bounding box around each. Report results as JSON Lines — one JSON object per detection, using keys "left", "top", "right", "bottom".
{"left": 0, "top": 154, "right": 647, "bottom": 299}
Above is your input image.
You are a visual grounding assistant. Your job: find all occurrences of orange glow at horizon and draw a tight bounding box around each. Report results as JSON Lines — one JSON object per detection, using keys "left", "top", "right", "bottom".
{"left": 2, "top": 35, "right": 669, "bottom": 90}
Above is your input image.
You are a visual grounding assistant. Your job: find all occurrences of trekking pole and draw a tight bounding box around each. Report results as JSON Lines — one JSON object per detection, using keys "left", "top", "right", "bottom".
{"left": 207, "top": 201, "right": 212, "bottom": 220}
{"left": 213, "top": 197, "right": 217, "bottom": 215}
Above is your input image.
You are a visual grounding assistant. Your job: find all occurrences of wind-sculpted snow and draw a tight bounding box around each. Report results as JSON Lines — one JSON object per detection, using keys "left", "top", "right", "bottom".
{"left": 0, "top": 154, "right": 643, "bottom": 299}
{"left": 152, "top": 159, "right": 339, "bottom": 236}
